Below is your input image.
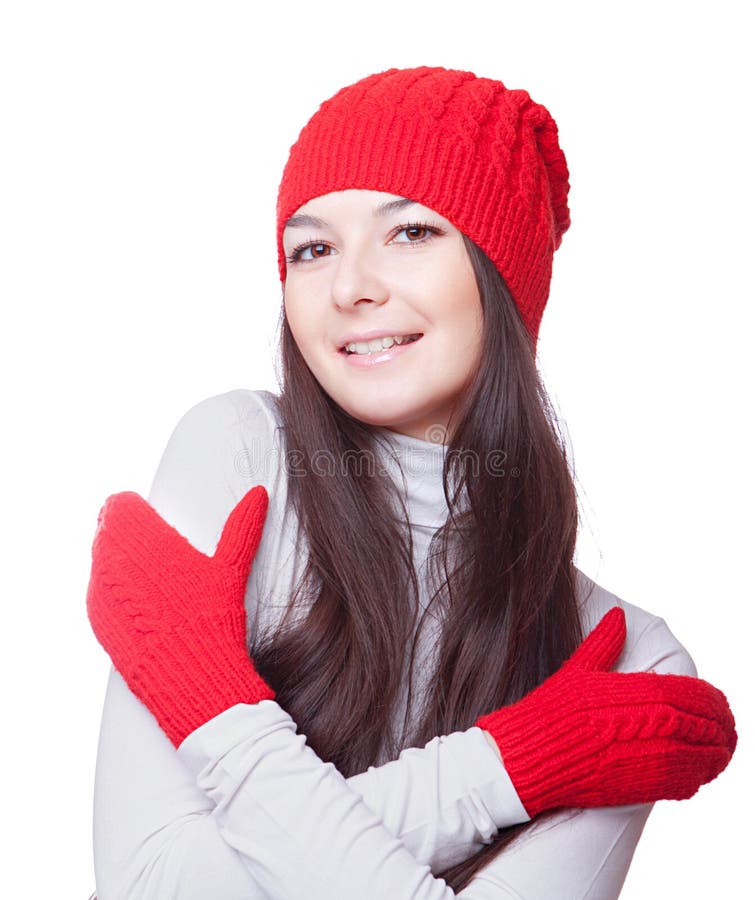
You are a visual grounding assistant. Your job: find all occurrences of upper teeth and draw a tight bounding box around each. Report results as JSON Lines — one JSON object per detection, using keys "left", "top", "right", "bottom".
{"left": 344, "top": 334, "right": 421, "bottom": 354}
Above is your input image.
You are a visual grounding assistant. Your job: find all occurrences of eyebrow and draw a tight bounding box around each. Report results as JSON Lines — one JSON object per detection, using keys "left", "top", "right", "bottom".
{"left": 283, "top": 197, "right": 418, "bottom": 230}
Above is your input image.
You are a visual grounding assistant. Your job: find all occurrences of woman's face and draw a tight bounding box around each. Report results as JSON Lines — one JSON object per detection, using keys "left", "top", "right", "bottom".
{"left": 282, "top": 189, "right": 484, "bottom": 442}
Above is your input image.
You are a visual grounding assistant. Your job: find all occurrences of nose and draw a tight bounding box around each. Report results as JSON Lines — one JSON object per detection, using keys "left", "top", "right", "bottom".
{"left": 330, "top": 243, "right": 390, "bottom": 311}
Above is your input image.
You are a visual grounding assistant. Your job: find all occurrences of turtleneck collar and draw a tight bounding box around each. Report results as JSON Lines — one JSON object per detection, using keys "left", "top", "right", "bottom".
{"left": 372, "top": 426, "right": 453, "bottom": 530}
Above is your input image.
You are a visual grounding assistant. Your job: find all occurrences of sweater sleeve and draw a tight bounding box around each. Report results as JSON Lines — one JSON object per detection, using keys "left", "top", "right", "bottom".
{"left": 173, "top": 586, "right": 699, "bottom": 900}
{"left": 94, "top": 668, "right": 524, "bottom": 899}
{"left": 91, "top": 390, "right": 529, "bottom": 899}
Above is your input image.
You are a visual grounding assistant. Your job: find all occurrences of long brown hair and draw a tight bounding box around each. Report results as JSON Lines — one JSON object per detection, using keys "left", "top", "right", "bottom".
{"left": 250, "top": 233, "right": 584, "bottom": 889}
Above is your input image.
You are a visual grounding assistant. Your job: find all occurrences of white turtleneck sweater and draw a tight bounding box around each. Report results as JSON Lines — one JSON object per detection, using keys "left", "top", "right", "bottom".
{"left": 92, "top": 389, "right": 697, "bottom": 900}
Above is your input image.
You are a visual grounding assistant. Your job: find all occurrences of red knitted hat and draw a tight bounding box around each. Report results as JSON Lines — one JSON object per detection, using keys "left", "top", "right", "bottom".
{"left": 275, "top": 65, "right": 571, "bottom": 344}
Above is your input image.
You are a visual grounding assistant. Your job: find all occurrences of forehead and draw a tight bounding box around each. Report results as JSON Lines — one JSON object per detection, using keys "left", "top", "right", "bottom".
{"left": 283, "top": 190, "right": 449, "bottom": 231}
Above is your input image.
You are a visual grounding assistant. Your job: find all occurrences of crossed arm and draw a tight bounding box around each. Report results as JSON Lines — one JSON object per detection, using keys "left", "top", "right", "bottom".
{"left": 92, "top": 505, "right": 692, "bottom": 898}
{"left": 94, "top": 662, "right": 657, "bottom": 899}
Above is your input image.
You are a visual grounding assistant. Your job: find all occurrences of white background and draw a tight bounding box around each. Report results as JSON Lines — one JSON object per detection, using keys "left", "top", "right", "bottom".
{"left": 1, "top": 1, "right": 752, "bottom": 896}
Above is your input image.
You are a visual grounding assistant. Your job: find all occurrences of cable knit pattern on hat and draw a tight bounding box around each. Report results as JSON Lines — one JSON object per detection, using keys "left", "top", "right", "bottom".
{"left": 275, "top": 65, "right": 571, "bottom": 344}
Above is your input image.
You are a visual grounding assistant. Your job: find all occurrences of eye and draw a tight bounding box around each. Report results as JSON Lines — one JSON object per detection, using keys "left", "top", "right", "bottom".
{"left": 285, "top": 240, "right": 333, "bottom": 264}
{"left": 391, "top": 222, "right": 444, "bottom": 245}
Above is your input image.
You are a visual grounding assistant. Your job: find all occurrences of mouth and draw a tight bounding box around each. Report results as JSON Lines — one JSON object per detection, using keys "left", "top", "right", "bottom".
{"left": 339, "top": 333, "right": 424, "bottom": 356}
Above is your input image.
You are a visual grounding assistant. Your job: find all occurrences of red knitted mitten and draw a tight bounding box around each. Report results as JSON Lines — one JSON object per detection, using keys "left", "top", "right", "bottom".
{"left": 86, "top": 487, "right": 275, "bottom": 747}
{"left": 476, "top": 607, "right": 737, "bottom": 817}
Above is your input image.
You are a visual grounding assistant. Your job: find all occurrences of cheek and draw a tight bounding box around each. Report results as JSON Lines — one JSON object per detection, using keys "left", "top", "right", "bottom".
{"left": 284, "top": 295, "right": 327, "bottom": 374}
{"left": 444, "top": 272, "right": 483, "bottom": 339}
{"left": 284, "top": 291, "right": 310, "bottom": 344}
{"left": 448, "top": 283, "right": 484, "bottom": 369}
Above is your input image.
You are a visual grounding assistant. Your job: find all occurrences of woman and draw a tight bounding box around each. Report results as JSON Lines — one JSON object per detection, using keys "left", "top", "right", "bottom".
{"left": 87, "top": 66, "right": 737, "bottom": 898}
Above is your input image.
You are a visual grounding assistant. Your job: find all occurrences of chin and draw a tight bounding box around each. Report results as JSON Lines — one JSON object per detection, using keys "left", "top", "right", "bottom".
{"left": 339, "top": 398, "right": 413, "bottom": 428}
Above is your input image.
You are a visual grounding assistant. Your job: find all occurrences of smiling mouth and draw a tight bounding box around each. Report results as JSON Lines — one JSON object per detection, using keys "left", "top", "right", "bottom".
{"left": 339, "top": 334, "right": 424, "bottom": 355}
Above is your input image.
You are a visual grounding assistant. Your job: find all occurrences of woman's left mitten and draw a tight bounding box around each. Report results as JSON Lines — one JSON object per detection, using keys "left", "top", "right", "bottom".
{"left": 86, "top": 486, "right": 275, "bottom": 747}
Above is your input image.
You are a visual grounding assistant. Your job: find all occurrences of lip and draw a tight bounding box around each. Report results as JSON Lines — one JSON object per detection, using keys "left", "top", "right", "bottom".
{"left": 336, "top": 329, "right": 424, "bottom": 351}
{"left": 339, "top": 334, "right": 424, "bottom": 368}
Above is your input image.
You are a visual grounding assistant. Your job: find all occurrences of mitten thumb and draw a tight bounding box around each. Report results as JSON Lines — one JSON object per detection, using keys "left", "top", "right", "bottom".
{"left": 566, "top": 606, "right": 627, "bottom": 673}
{"left": 214, "top": 485, "right": 269, "bottom": 573}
